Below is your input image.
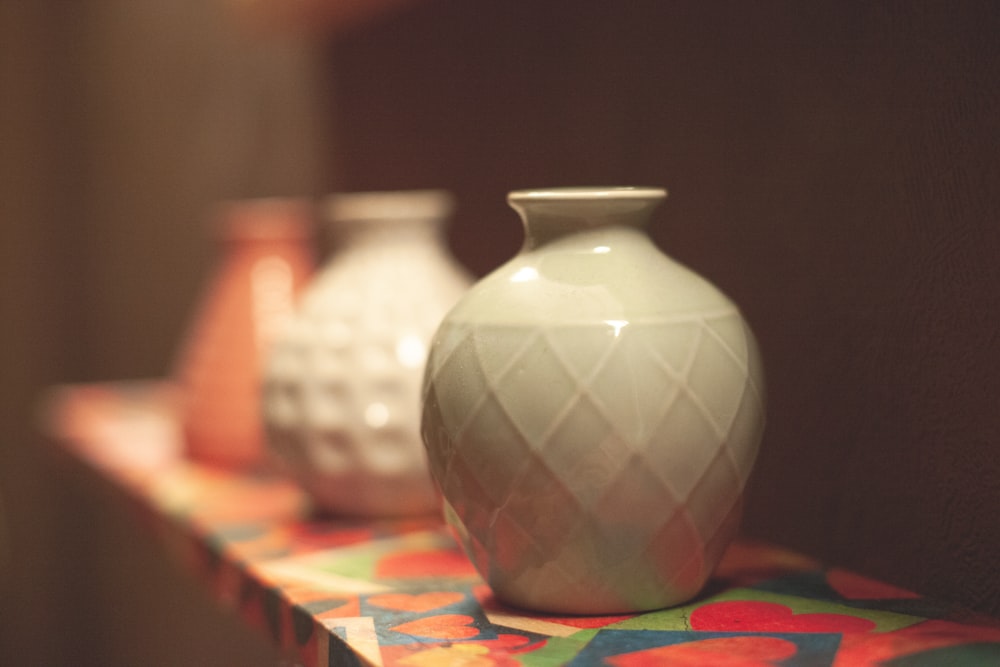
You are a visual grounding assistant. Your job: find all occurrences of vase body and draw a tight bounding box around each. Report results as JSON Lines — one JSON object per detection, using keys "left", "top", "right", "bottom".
{"left": 174, "top": 198, "right": 315, "bottom": 469}
{"left": 262, "top": 190, "right": 472, "bottom": 517}
{"left": 421, "top": 187, "right": 766, "bottom": 614}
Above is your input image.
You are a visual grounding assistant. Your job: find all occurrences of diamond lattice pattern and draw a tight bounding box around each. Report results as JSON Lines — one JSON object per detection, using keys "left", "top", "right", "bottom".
{"left": 422, "top": 309, "right": 765, "bottom": 613}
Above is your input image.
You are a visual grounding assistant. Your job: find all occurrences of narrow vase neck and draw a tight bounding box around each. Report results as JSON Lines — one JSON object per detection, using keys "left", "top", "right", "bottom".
{"left": 325, "top": 189, "right": 454, "bottom": 251}
{"left": 214, "top": 198, "right": 313, "bottom": 248}
{"left": 332, "top": 217, "right": 446, "bottom": 250}
{"left": 508, "top": 187, "right": 667, "bottom": 250}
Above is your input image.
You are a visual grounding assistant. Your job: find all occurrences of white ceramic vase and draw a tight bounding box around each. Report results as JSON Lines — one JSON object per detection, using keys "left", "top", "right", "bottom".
{"left": 421, "top": 186, "right": 766, "bottom": 614}
{"left": 263, "top": 189, "right": 471, "bottom": 517}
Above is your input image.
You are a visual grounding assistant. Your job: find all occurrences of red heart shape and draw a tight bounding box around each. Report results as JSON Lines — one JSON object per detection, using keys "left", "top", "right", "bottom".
{"left": 391, "top": 614, "right": 480, "bottom": 639}
{"left": 607, "top": 636, "right": 798, "bottom": 667}
{"left": 368, "top": 592, "right": 465, "bottom": 612}
{"left": 691, "top": 600, "right": 876, "bottom": 633}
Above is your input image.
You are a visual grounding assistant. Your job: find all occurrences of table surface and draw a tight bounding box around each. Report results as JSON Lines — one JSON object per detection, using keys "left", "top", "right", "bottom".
{"left": 43, "top": 382, "right": 1000, "bottom": 667}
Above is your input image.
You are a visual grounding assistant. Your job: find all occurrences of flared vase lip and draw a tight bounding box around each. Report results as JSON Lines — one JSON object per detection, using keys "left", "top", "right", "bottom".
{"left": 325, "top": 188, "right": 455, "bottom": 223}
{"left": 213, "top": 197, "right": 314, "bottom": 241}
{"left": 508, "top": 186, "right": 668, "bottom": 203}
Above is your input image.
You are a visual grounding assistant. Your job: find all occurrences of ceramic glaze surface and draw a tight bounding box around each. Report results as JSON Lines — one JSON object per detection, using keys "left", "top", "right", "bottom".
{"left": 175, "top": 198, "right": 314, "bottom": 469}
{"left": 263, "top": 190, "right": 471, "bottom": 517}
{"left": 421, "top": 187, "right": 766, "bottom": 614}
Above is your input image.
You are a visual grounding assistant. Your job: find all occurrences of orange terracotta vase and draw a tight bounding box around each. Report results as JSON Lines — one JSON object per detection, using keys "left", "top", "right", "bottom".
{"left": 174, "top": 198, "right": 315, "bottom": 469}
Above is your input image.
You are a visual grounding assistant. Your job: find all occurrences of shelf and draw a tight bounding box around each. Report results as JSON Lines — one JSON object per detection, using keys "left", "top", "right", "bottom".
{"left": 43, "top": 382, "right": 1000, "bottom": 666}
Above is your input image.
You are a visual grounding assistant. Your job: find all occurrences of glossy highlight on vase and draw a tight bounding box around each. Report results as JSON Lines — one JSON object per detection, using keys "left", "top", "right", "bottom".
{"left": 422, "top": 186, "right": 766, "bottom": 614}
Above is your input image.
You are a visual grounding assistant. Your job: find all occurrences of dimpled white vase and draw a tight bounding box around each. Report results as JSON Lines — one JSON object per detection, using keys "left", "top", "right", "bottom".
{"left": 421, "top": 187, "right": 765, "bottom": 614}
{"left": 263, "top": 190, "right": 471, "bottom": 517}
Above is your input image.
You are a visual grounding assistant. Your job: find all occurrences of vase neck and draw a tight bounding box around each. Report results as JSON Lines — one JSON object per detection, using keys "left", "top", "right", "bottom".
{"left": 325, "top": 189, "right": 454, "bottom": 251}
{"left": 508, "top": 187, "right": 667, "bottom": 250}
{"left": 332, "top": 216, "right": 445, "bottom": 250}
{"left": 213, "top": 198, "right": 313, "bottom": 247}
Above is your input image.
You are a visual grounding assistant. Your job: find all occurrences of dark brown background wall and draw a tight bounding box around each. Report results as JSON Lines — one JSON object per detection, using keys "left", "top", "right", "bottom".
{"left": 1, "top": 0, "right": 998, "bottom": 663}
{"left": 326, "top": 0, "right": 1000, "bottom": 614}
{"left": 1, "top": 1, "right": 325, "bottom": 664}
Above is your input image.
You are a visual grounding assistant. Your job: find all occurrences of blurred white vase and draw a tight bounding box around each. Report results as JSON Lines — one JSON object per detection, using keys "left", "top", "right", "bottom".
{"left": 263, "top": 189, "right": 471, "bottom": 516}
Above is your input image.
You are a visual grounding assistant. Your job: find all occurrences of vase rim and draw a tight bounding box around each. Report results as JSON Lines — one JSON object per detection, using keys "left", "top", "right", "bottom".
{"left": 213, "top": 197, "right": 314, "bottom": 241}
{"left": 508, "top": 186, "right": 667, "bottom": 203}
{"left": 325, "top": 189, "right": 454, "bottom": 223}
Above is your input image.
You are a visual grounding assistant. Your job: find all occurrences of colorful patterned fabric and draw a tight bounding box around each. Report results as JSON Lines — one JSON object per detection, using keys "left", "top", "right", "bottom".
{"left": 46, "top": 382, "right": 1000, "bottom": 667}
